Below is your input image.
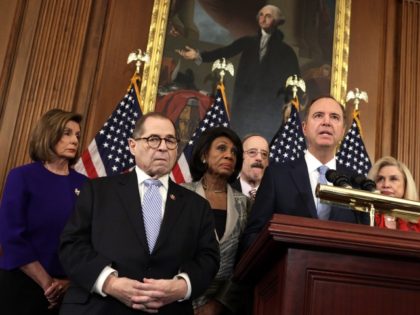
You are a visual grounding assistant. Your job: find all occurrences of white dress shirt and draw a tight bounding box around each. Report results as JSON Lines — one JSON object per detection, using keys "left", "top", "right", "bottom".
{"left": 305, "top": 151, "right": 336, "bottom": 209}
{"left": 239, "top": 177, "right": 258, "bottom": 198}
{"left": 92, "top": 166, "right": 191, "bottom": 300}
{"left": 259, "top": 29, "right": 271, "bottom": 60}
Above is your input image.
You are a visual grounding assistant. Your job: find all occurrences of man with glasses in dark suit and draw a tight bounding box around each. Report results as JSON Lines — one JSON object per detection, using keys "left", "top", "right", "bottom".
{"left": 232, "top": 134, "right": 269, "bottom": 200}
{"left": 60, "top": 112, "right": 219, "bottom": 315}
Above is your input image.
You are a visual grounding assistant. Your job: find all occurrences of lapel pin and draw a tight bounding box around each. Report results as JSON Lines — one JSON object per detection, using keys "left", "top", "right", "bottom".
{"left": 75, "top": 188, "right": 80, "bottom": 196}
{"left": 170, "top": 194, "right": 176, "bottom": 200}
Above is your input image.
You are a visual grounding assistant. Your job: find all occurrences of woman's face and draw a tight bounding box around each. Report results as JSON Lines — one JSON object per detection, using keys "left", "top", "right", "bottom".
{"left": 54, "top": 120, "right": 81, "bottom": 161}
{"left": 204, "top": 136, "right": 237, "bottom": 179}
{"left": 375, "top": 165, "right": 405, "bottom": 198}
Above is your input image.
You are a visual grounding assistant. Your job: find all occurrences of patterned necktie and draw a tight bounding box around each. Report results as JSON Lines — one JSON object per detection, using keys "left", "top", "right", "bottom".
{"left": 142, "top": 179, "right": 163, "bottom": 252}
{"left": 249, "top": 188, "right": 257, "bottom": 200}
{"left": 317, "top": 165, "right": 331, "bottom": 220}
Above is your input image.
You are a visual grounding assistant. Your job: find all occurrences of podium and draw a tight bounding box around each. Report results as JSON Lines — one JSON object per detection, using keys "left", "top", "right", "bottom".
{"left": 235, "top": 214, "right": 420, "bottom": 315}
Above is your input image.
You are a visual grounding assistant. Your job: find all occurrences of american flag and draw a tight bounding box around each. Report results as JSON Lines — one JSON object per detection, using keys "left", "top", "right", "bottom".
{"left": 171, "top": 83, "right": 230, "bottom": 183}
{"left": 75, "top": 76, "right": 142, "bottom": 178}
{"left": 269, "top": 99, "right": 306, "bottom": 163}
{"left": 336, "top": 109, "right": 372, "bottom": 175}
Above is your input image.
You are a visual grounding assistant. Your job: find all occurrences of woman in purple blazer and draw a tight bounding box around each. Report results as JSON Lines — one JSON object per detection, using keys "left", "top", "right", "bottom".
{"left": 0, "top": 109, "right": 86, "bottom": 314}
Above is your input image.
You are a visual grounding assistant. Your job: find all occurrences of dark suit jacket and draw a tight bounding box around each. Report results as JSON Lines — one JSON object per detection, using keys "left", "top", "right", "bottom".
{"left": 201, "top": 29, "right": 300, "bottom": 140}
{"left": 59, "top": 171, "right": 220, "bottom": 315}
{"left": 240, "top": 158, "right": 369, "bottom": 250}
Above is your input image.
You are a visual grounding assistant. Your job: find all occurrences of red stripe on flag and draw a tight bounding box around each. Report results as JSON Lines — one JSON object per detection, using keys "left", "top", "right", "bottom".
{"left": 171, "top": 162, "right": 185, "bottom": 184}
{"left": 81, "top": 152, "right": 99, "bottom": 178}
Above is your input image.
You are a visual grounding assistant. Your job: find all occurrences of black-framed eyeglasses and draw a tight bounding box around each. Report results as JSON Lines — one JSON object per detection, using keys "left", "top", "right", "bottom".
{"left": 244, "top": 149, "right": 269, "bottom": 160}
{"left": 134, "top": 135, "right": 179, "bottom": 150}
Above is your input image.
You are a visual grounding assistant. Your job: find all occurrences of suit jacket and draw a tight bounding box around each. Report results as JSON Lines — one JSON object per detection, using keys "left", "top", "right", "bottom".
{"left": 230, "top": 178, "right": 242, "bottom": 193}
{"left": 59, "top": 171, "right": 220, "bottom": 315}
{"left": 201, "top": 29, "right": 300, "bottom": 140}
{"left": 241, "top": 158, "right": 369, "bottom": 250}
{"left": 182, "top": 181, "right": 250, "bottom": 313}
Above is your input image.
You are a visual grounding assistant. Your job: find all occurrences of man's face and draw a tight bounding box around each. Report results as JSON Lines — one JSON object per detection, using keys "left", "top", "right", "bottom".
{"left": 302, "top": 98, "right": 346, "bottom": 154}
{"left": 241, "top": 136, "right": 269, "bottom": 185}
{"left": 258, "top": 6, "right": 277, "bottom": 31}
{"left": 129, "top": 117, "right": 178, "bottom": 178}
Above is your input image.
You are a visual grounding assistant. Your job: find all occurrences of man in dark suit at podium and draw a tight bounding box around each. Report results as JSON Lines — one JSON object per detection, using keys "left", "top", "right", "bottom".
{"left": 241, "top": 96, "right": 369, "bottom": 250}
{"left": 59, "top": 112, "right": 219, "bottom": 315}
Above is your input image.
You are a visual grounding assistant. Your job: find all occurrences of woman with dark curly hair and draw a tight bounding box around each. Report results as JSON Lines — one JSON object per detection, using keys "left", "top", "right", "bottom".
{"left": 183, "top": 126, "right": 251, "bottom": 315}
{"left": 0, "top": 109, "right": 87, "bottom": 314}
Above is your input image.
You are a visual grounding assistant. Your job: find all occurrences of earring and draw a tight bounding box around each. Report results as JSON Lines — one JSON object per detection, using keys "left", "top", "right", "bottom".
{"left": 202, "top": 159, "right": 206, "bottom": 164}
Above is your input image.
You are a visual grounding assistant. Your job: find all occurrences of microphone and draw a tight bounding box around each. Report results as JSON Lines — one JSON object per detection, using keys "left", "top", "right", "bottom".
{"left": 351, "top": 174, "right": 377, "bottom": 192}
{"left": 325, "top": 169, "right": 352, "bottom": 189}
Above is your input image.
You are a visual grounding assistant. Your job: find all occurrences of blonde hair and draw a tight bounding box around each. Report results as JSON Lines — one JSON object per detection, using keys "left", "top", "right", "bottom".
{"left": 367, "top": 156, "right": 418, "bottom": 200}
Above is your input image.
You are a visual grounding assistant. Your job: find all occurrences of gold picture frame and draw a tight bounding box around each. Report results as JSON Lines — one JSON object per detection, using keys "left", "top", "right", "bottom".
{"left": 140, "top": 0, "right": 352, "bottom": 112}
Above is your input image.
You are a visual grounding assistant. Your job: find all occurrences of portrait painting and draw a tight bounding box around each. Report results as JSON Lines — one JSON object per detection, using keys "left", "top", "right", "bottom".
{"left": 141, "top": 0, "right": 351, "bottom": 150}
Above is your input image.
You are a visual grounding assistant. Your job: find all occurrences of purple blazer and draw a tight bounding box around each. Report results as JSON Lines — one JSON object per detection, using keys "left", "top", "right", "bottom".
{"left": 0, "top": 161, "right": 86, "bottom": 277}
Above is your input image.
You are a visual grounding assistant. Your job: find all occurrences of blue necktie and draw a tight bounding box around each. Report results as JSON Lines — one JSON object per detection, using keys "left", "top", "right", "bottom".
{"left": 142, "top": 179, "right": 163, "bottom": 252}
{"left": 317, "top": 165, "right": 331, "bottom": 220}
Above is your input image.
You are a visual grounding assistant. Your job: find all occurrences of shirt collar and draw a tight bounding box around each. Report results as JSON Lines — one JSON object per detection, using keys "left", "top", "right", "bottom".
{"left": 134, "top": 166, "right": 169, "bottom": 190}
{"left": 240, "top": 177, "right": 258, "bottom": 196}
{"left": 305, "top": 151, "right": 336, "bottom": 173}
{"left": 261, "top": 28, "right": 271, "bottom": 38}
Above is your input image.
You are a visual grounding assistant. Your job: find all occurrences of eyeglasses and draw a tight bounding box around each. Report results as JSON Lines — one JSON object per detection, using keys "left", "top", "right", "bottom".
{"left": 134, "top": 135, "right": 179, "bottom": 150}
{"left": 244, "top": 149, "right": 269, "bottom": 160}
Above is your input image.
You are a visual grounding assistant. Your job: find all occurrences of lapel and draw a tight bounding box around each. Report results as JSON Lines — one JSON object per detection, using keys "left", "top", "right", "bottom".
{"left": 221, "top": 184, "right": 239, "bottom": 243}
{"left": 152, "top": 179, "right": 185, "bottom": 253}
{"left": 192, "top": 180, "right": 240, "bottom": 244}
{"left": 116, "top": 171, "right": 149, "bottom": 251}
{"left": 183, "top": 180, "right": 243, "bottom": 244}
{"left": 289, "top": 159, "right": 318, "bottom": 218}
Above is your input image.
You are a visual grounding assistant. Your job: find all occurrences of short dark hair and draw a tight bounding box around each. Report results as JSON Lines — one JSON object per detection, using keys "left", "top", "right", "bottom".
{"left": 302, "top": 95, "right": 347, "bottom": 123}
{"left": 132, "top": 112, "right": 177, "bottom": 138}
{"left": 29, "top": 109, "right": 82, "bottom": 165}
{"left": 190, "top": 127, "right": 243, "bottom": 183}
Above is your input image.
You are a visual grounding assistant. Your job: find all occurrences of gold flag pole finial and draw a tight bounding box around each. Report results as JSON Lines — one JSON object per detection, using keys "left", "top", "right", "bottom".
{"left": 346, "top": 88, "right": 368, "bottom": 111}
{"left": 212, "top": 58, "right": 234, "bottom": 84}
{"left": 127, "top": 49, "right": 150, "bottom": 75}
{"left": 285, "top": 74, "right": 306, "bottom": 99}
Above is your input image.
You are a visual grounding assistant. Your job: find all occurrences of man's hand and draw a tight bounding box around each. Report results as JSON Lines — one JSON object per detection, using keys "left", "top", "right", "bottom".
{"left": 103, "top": 275, "right": 150, "bottom": 310}
{"left": 131, "top": 278, "right": 188, "bottom": 313}
{"left": 103, "top": 275, "right": 187, "bottom": 313}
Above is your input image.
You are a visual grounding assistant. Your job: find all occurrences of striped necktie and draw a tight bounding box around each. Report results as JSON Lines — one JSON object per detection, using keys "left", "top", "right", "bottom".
{"left": 142, "top": 179, "right": 163, "bottom": 252}
{"left": 317, "top": 165, "right": 331, "bottom": 220}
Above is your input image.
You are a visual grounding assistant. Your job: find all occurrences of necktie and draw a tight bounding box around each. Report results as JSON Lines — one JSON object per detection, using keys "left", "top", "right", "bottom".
{"left": 142, "top": 179, "right": 163, "bottom": 252}
{"left": 317, "top": 165, "right": 331, "bottom": 220}
{"left": 249, "top": 188, "right": 257, "bottom": 200}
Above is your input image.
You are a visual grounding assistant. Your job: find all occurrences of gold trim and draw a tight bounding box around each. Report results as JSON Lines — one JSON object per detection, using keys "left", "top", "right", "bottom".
{"left": 331, "top": 0, "right": 352, "bottom": 104}
{"left": 142, "top": 0, "right": 351, "bottom": 110}
{"left": 140, "top": 0, "right": 170, "bottom": 113}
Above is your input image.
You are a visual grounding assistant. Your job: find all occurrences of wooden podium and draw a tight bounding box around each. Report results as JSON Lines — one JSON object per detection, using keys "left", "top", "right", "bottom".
{"left": 234, "top": 214, "right": 420, "bottom": 315}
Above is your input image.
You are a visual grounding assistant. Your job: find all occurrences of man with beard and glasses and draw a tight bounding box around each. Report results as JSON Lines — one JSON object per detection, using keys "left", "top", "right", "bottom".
{"left": 240, "top": 96, "right": 369, "bottom": 252}
{"left": 232, "top": 134, "right": 269, "bottom": 200}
